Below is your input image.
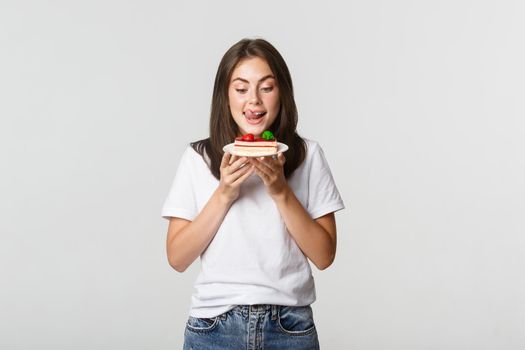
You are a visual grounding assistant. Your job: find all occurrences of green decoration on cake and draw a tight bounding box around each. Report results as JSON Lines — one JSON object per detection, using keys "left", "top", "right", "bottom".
{"left": 261, "top": 130, "right": 274, "bottom": 140}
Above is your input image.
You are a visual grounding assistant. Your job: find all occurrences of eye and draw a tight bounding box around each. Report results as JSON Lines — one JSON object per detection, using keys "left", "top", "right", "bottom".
{"left": 235, "top": 88, "right": 247, "bottom": 94}
{"left": 261, "top": 86, "right": 273, "bottom": 92}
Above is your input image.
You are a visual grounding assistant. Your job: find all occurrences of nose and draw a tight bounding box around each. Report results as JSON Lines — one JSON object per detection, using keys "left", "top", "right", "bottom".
{"left": 248, "top": 88, "right": 261, "bottom": 105}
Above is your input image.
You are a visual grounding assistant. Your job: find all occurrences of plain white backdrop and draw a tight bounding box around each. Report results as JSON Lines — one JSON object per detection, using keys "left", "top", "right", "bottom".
{"left": 1, "top": 1, "right": 524, "bottom": 349}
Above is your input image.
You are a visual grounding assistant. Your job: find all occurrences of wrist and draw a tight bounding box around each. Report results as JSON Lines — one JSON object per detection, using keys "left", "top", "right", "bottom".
{"left": 271, "top": 184, "right": 293, "bottom": 204}
{"left": 214, "top": 186, "right": 237, "bottom": 207}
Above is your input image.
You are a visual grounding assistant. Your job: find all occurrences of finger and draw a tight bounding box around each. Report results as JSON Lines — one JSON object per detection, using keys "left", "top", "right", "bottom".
{"left": 228, "top": 162, "right": 253, "bottom": 181}
{"left": 252, "top": 163, "right": 270, "bottom": 182}
{"left": 232, "top": 165, "right": 255, "bottom": 185}
{"left": 231, "top": 156, "right": 248, "bottom": 170}
{"left": 265, "top": 153, "right": 285, "bottom": 170}
{"left": 257, "top": 156, "right": 278, "bottom": 172}
{"left": 277, "top": 153, "right": 286, "bottom": 166}
{"left": 228, "top": 154, "right": 239, "bottom": 165}
{"left": 226, "top": 157, "right": 248, "bottom": 175}
{"left": 251, "top": 158, "right": 272, "bottom": 177}
{"left": 220, "top": 152, "right": 231, "bottom": 169}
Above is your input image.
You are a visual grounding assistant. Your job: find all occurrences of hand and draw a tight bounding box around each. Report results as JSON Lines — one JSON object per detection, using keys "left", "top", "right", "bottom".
{"left": 217, "top": 153, "right": 254, "bottom": 203}
{"left": 249, "top": 153, "right": 288, "bottom": 198}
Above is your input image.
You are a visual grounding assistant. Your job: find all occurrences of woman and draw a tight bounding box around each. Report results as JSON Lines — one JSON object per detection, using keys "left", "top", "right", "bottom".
{"left": 162, "top": 38, "right": 345, "bottom": 349}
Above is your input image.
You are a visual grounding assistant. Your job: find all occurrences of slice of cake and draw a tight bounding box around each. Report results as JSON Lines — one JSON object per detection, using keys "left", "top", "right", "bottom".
{"left": 234, "top": 130, "right": 278, "bottom": 156}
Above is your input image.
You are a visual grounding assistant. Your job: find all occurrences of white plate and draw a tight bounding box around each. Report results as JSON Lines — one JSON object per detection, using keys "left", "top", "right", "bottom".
{"left": 222, "top": 142, "right": 289, "bottom": 157}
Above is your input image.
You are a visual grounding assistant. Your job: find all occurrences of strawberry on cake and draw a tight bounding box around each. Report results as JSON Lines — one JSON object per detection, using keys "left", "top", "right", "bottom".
{"left": 234, "top": 130, "right": 278, "bottom": 156}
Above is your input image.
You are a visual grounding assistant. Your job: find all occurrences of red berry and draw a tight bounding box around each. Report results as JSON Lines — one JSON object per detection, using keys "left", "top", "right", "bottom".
{"left": 242, "top": 133, "right": 254, "bottom": 141}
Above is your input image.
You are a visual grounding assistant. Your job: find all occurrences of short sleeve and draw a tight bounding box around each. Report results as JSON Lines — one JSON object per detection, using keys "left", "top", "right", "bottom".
{"left": 306, "top": 142, "right": 345, "bottom": 219}
{"left": 161, "top": 146, "right": 199, "bottom": 221}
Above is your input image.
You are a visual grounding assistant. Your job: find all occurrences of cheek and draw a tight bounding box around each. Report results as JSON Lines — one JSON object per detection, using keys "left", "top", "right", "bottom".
{"left": 228, "top": 92, "right": 244, "bottom": 110}
{"left": 265, "top": 92, "right": 280, "bottom": 110}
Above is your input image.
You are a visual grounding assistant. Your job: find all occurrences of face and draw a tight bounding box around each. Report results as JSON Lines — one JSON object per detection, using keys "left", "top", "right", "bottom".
{"left": 228, "top": 57, "right": 280, "bottom": 137}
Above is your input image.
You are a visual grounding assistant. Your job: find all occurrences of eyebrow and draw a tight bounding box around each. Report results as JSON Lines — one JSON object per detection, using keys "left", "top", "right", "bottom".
{"left": 231, "top": 74, "right": 275, "bottom": 84}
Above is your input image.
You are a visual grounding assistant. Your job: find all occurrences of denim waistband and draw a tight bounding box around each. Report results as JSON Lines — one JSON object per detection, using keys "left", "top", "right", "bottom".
{"left": 230, "top": 304, "right": 278, "bottom": 320}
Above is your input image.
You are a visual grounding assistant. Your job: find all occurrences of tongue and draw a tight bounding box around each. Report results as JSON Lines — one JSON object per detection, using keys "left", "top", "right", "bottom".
{"left": 245, "top": 110, "right": 263, "bottom": 119}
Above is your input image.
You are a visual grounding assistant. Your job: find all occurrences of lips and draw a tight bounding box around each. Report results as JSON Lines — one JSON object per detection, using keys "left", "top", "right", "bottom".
{"left": 242, "top": 109, "right": 267, "bottom": 125}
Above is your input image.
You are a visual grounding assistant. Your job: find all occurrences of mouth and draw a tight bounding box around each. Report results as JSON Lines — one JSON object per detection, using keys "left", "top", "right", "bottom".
{"left": 243, "top": 109, "right": 267, "bottom": 125}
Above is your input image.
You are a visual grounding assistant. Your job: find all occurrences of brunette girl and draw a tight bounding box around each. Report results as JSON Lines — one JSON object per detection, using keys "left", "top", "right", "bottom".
{"left": 162, "top": 38, "right": 344, "bottom": 349}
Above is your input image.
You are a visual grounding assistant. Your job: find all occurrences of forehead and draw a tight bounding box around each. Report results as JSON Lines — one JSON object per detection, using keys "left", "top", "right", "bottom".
{"left": 230, "top": 57, "right": 274, "bottom": 82}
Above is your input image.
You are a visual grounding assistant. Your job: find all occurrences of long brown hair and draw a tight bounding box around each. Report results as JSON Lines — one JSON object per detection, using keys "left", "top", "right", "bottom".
{"left": 191, "top": 38, "right": 306, "bottom": 180}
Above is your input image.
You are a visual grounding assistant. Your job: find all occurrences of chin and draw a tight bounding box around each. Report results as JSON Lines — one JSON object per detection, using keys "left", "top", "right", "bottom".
{"left": 246, "top": 128, "right": 267, "bottom": 137}
{"left": 241, "top": 124, "right": 266, "bottom": 136}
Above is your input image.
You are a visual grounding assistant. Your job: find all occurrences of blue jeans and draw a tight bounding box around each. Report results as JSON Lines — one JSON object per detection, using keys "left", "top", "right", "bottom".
{"left": 183, "top": 304, "right": 320, "bottom": 350}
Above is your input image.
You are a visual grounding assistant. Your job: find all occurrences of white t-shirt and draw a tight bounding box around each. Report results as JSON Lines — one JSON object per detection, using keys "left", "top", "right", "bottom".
{"left": 162, "top": 138, "right": 345, "bottom": 318}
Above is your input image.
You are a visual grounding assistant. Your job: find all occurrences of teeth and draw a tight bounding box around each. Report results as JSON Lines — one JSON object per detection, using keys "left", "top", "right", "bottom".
{"left": 244, "top": 111, "right": 265, "bottom": 118}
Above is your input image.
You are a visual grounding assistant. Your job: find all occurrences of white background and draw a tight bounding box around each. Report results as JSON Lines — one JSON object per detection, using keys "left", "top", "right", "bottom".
{"left": 1, "top": 1, "right": 524, "bottom": 349}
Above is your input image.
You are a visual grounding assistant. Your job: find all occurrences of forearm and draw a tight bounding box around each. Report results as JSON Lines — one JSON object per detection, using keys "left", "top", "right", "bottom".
{"left": 273, "top": 186, "right": 336, "bottom": 270}
{"left": 167, "top": 189, "right": 232, "bottom": 272}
